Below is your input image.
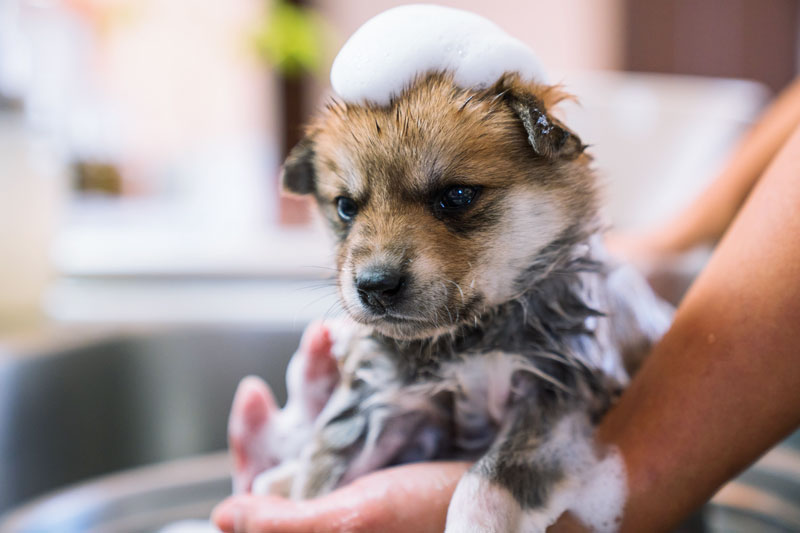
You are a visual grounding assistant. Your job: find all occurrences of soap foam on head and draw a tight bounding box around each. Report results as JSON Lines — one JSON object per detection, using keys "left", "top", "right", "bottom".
{"left": 330, "top": 4, "right": 547, "bottom": 106}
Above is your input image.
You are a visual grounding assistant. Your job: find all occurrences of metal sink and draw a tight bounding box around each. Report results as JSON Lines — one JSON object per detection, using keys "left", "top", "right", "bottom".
{"left": 1, "top": 327, "right": 799, "bottom": 532}
{"left": 0, "top": 326, "right": 303, "bottom": 515}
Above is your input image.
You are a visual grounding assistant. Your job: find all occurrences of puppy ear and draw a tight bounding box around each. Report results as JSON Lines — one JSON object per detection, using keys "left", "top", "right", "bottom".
{"left": 281, "top": 138, "right": 317, "bottom": 195}
{"left": 505, "top": 91, "right": 584, "bottom": 160}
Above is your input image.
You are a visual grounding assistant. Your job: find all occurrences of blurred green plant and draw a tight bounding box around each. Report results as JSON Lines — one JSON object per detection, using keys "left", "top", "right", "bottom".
{"left": 253, "top": 0, "right": 329, "bottom": 80}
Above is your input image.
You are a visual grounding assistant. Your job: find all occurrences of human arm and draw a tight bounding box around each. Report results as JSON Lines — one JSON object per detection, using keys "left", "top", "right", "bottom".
{"left": 612, "top": 76, "right": 800, "bottom": 259}
{"left": 577, "top": 123, "right": 800, "bottom": 531}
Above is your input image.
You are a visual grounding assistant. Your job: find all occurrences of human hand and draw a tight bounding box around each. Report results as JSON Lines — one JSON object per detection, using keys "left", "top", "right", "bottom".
{"left": 212, "top": 461, "right": 591, "bottom": 533}
{"left": 212, "top": 461, "right": 470, "bottom": 533}
{"left": 604, "top": 229, "right": 678, "bottom": 269}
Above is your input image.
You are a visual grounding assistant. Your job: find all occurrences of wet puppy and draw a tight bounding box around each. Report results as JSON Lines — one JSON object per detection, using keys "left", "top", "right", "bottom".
{"left": 233, "top": 72, "right": 671, "bottom": 531}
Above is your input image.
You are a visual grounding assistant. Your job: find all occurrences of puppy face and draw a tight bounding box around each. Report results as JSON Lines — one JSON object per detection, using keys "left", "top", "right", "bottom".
{"left": 284, "top": 74, "right": 596, "bottom": 340}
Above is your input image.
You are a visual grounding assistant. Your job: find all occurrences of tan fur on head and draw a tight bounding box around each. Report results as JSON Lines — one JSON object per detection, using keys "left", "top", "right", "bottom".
{"left": 284, "top": 72, "right": 598, "bottom": 340}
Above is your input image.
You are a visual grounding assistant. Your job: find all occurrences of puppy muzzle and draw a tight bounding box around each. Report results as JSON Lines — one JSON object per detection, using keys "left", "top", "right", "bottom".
{"left": 355, "top": 267, "right": 407, "bottom": 313}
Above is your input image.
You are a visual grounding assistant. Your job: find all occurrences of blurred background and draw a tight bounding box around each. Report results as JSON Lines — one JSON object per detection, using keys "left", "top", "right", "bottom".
{"left": 1, "top": 1, "right": 799, "bottom": 531}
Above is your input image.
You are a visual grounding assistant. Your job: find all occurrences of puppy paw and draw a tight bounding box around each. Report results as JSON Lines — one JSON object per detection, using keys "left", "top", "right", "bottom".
{"left": 228, "top": 321, "right": 347, "bottom": 493}
{"left": 228, "top": 375, "right": 279, "bottom": 493}
{"left": 287, "top": 320, "right": 341, "bottom": 419}
{"left": 446, "top": 473, "right": 527, "bottom": 533}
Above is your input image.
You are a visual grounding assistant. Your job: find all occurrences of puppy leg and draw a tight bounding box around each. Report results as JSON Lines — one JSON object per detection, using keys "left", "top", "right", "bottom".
{"left": 254, "top": 327, "right": 448, "bottom": 500}
{"left": 284, "top": 320, "right": 341, "bottom": 420}
{"left": 229, "top": 321, "right": 341, "bottom": 493}
{"left": 291, "top": 404, "right": 448, "bottom": 499}
{"left": 446, "top": 407, "right": 595, "bottom": 533}
{"left": 229, "top": 376, "right": 279, "bottom": 493}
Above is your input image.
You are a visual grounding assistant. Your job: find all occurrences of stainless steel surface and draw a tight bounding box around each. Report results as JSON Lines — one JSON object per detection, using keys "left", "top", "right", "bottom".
{"left": 0, "top": 327, "right": 302, "bottom": 514}
{"left": 0, "top": 452, "right": 231, "bottom": 533}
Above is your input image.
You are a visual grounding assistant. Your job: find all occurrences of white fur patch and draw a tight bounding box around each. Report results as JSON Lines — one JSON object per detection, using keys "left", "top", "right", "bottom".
{"left": 443, "top": 352, "right": 518, "bottom": 425}
{"left": 445, "top": 414, "right": 628, "bottom": 532}
{"left": 338, "top": 253, "right": 362, "bottom": 319}
{"left": 446, "top": 473, "right": 523, "bottom": 533}
{"left": 522, "top": 414, "right": 628, "bottom": 532}
{"left": 476, "top": 191, "right": 568, "bottom": 306}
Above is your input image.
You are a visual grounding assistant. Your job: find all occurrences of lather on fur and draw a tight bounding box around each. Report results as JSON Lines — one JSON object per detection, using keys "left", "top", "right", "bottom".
{"left": 240, "top": 72, "right": 672, "bottom": 531}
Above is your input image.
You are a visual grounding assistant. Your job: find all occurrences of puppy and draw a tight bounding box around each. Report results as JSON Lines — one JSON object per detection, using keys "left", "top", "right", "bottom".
{"left": 230, "top": 72, "right": 672, "bottom": 531}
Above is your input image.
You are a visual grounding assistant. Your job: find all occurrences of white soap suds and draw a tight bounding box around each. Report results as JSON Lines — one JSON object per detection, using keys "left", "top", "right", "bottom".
{"left": 517, "top": 413, "right": 629, "bottom": 532}
{"left": 569, "top": 449, "right": 628, "bottom": 532}
{"left": 330, "top": 4, "right": 546, "bottom": 106}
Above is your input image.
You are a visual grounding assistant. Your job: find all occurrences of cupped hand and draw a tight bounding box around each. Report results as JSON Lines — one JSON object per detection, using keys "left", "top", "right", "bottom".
{"left": 212, "top": 461, "right": 470, "bottom": 533}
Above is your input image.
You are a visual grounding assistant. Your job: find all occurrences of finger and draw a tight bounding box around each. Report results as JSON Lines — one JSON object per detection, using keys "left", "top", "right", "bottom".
{"left": 321, "top": 461, "right": 470, "bottom": 533}
{"left": 213, "top": 493, "right": 302, "bottom": 533}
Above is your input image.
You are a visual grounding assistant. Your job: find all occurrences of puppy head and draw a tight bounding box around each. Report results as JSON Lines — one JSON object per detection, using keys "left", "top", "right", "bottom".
{"left": 283, "top": 73, "right": 596, "bottom": 340}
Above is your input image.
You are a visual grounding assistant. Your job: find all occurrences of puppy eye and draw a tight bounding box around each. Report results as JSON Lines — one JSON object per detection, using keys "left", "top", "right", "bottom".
{"left": 438, "top": 186, "right": 479, "bottom": 210}
{"left": 336, "top": 196, "right": 358, "bottom": 221}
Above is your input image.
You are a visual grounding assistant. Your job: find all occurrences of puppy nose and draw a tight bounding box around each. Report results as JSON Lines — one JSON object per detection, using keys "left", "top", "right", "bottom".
{"left": 356, "top": 268, "right": 406, "bottom": 311}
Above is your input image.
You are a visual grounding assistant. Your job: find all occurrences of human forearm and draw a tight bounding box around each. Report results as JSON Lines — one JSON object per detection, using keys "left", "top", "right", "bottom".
{"left": 652, "top": 77, "right": 800, "bottom": 253}
{"left": 597, "top": 125, "right": 800, "bottom": 531}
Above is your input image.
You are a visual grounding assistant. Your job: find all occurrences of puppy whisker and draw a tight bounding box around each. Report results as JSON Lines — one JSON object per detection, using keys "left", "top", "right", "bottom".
{"left": 458, "top": 94, "right": 475, "bottom": 112}
{"left": 443, "top": 278, "right": 465, "bottom": 306}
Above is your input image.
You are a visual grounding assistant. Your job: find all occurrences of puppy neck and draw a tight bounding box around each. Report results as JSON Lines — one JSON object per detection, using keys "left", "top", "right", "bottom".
{"left": 374, "top": 225, "right": 610, "bottom": 369}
